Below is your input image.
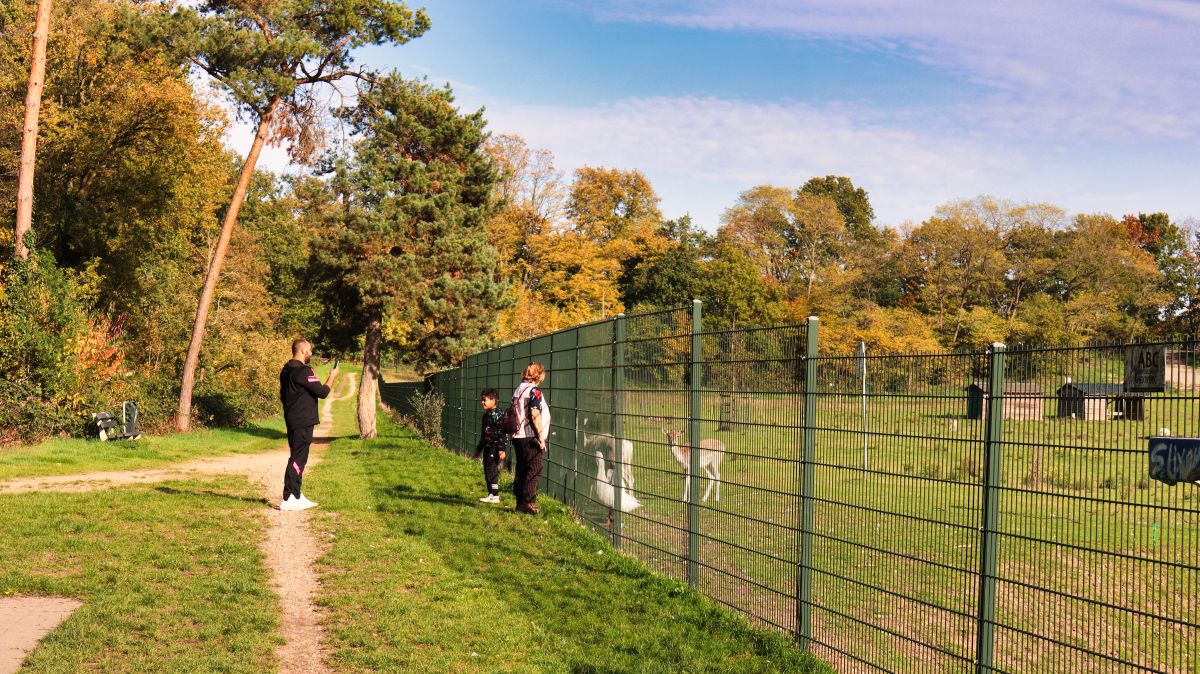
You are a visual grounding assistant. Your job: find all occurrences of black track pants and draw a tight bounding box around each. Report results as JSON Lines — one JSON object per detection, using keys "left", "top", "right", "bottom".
{"left": 284, "top": 424, "right": 314, "bottom": 500}
{"left": 482, "top": 450, "right": 502, "bottom": 496}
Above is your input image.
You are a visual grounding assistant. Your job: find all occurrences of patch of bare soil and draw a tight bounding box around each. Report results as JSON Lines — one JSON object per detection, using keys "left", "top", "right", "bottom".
{"left": 0, "top": 596, "right": 82, "bottom": 674}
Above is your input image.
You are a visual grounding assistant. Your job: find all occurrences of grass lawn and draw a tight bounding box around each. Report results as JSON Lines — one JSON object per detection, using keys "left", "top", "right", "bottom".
{"left": 0, "top": 363, "right": 350, "bottom": 481}
{"left": 0, "top": 476, "right": 278, "bottom": 672}
{"left": 309, "top": 412, "right": 831, "bottom": 673}
{"left": 438, "top": 351, "right": 1200, "bottom": 673}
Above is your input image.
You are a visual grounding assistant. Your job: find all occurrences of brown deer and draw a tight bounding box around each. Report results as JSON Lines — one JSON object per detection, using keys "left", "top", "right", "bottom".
{"left": 661, "top": 428, "right": 725, "bottom": 502}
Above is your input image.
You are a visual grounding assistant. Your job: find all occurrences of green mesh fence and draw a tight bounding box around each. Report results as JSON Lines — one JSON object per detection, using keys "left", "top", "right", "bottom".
{"left": 391, "top": 308, "right": 1198, "bottom": 673}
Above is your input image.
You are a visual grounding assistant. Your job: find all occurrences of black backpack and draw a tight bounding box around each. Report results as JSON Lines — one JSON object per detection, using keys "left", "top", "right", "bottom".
{"left": 499, "top": 392, "right": 521, "bottom": 435}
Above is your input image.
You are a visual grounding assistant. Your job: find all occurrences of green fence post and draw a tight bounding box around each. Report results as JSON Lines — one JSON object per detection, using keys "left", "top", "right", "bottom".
{"left": 571, "top": 330, "right": 580, "bottom": 513}
{"left": 687, "top": 300, "right": 703, "bottom": 588}
{"left": 975, "top": 342, "right": 1006, "bottom": 673}
{"left": 458, "top": 363, "right": 465, "bottom": 455}
{"left": 797, "top": 316, "right": 818, "bottom": 648}
{"left": 612, "top": 313, "right": 626, "bottom": 548}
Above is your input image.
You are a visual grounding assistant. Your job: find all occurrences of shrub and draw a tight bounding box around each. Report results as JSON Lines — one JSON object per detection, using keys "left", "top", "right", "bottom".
{"left": 407, "top": 390, "right": 445, "bottom": 445}
{"left": 0, "top": 253, "right": 129, "bottom": 442}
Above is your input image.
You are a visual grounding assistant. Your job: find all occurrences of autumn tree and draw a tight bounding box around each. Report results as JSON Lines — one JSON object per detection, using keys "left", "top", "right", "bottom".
{"left": 317, "top": 75, "right": 505, "bottom": 437}
{"left": 799, "top": 175, "right": 878, "bottom": 243}
{"left": 720, "top": 185, "right": 848, "bottom": 316}
{"left": 898, "top": 214, "right": 1007, "bottom": 346}
{"left": 140, "top": 0, "right": 430, "bottom": 430}
{"left": 1, "top": 0, "right": 288, "bottom": 429}
{"left": 1124, "top": 212, "right": 1199, "bottom": 324}
{"left": 1053, "top": 213, "right": 1165, "bottom": 341}
{"left": 567, "top": 166, "right": 662, "bottom": 245}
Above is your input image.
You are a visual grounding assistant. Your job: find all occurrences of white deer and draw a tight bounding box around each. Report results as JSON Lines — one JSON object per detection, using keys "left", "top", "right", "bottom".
{"left": 581, "top": 422, "right": 635, "bottom": 491}
{"left": 593, "top": 451, "right": 641, "bottom": 512}
{"left": 662, "top": 428, "right": 725, "bottom": 502}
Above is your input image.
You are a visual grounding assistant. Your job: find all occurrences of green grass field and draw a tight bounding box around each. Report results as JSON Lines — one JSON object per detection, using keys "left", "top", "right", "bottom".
{"left": 0, "top": 475, "right": 279, "bottom": 672}
{"left": 1, "top": 375, "right": 834, "bottom": 673}
{"left": 308, "top": 412, "right": 830, "bottom": 673}
{"left": 519, "top": 386, "right": 1200, "bottom": 674}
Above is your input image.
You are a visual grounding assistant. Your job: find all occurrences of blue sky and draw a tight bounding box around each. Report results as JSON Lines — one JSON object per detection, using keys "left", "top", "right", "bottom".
{"left": 246, "top": 0, "right": 1200, "bottom": 231}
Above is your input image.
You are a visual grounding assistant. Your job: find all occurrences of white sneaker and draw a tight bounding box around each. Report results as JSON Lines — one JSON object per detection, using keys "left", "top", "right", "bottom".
{"left": 479, "top": 494, "right": 500, "bottom": 503}
{"left": 295, "top": 494, "right": 318, "bottom": 510}
{"left": 280, "top": 495, "right": 301, "bottom": 511}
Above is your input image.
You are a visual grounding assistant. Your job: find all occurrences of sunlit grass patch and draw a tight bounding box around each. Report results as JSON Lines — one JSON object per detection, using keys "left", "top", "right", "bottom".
{"left": 0, "top": 477, "right": 278, "bottom": 672}
{"left": 310, "top": 413, "right": 831, "bottom": 673}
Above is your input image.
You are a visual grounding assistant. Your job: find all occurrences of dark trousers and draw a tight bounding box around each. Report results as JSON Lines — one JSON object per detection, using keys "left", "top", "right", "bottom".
{"left": 512, "top": 437, "right": 544, "bottom": 506}
{"left": 284, "top": 424, "right": 314, "bottom": 500}
{"left": 482, "top": 450, "right": 501, "bottom": 496}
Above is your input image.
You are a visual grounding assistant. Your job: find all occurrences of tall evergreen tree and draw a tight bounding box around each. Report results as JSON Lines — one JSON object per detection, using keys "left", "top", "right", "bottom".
{"left": 318, "top": 75, "right": 505, "bottom": 437}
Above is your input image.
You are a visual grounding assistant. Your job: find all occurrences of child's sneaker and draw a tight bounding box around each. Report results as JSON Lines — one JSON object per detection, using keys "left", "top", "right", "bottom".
{"left": 479, "top": 494, "right": 500, "bottom": 503}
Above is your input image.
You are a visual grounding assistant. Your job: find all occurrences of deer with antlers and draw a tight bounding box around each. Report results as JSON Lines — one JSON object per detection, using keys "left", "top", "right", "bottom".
{"left": 661, "top": 428, "right": 725, "bottom": 502}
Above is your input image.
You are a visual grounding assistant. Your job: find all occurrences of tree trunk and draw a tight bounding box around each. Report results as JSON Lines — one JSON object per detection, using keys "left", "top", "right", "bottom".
{"left": 175, "top": 99, "right": 280, "bottom": 431}
{"left": 357, "top": 317, "right": 382, "bottom": 439}
{"left": 13, "top": 0, "right": 52, "bottom": 260}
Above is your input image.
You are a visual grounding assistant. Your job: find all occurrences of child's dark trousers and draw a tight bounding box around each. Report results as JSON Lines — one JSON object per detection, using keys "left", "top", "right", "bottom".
{"left": 482, "top": 449, "right": 501, "bottom": 496}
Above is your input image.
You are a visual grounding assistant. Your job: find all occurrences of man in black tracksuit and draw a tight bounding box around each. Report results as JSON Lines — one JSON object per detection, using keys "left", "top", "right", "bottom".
{"left": 279, "top": 339, "right": 338, "bottom": 511}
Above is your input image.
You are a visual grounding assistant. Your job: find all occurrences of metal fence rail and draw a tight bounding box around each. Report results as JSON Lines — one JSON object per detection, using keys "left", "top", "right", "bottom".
{"left": 379, "top": 305, "right": 1199, "bottom": 673}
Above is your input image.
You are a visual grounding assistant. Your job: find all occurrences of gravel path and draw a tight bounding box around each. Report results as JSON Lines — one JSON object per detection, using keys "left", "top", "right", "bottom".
{"left": 0, "top": 372, "right": 359, "bottom": 674}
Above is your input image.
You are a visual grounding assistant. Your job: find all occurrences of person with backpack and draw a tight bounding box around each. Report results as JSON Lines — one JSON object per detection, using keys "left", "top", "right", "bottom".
{"left": 508, "top": 362, "right": 550, "bottom": 514}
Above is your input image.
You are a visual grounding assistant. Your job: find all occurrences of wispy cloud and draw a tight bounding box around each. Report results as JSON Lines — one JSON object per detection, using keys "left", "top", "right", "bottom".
{"left": 484, "top": 95, "right": 1025, "bottom": 227}
{"left": 584, "top": 0, "right": 1200, "bottom": 141}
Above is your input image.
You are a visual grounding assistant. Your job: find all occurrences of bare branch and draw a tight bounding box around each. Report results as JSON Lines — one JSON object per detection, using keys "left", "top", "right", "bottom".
{"left": 188, "top": 55, "right": 227, "bottom": 85}
{"left": 296, "top": 68, "right": 376, "bottom": 86}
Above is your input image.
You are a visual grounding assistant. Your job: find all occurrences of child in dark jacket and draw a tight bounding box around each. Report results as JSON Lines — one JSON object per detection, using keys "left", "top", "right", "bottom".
{"left": 474, "top": 388, "right": 507, "bottom": 503}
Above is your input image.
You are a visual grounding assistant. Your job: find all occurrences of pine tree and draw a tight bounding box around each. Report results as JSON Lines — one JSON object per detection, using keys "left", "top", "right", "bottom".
{"left": 318, "top": 75, "right": 506, "bottom": 438}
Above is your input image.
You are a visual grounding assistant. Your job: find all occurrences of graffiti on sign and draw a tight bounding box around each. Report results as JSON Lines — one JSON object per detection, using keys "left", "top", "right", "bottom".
{"left": 1148, "top": 437, "right": 1200, "bottom": 486}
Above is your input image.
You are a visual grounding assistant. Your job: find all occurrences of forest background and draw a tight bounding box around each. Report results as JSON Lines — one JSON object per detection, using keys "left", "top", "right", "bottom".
{"left": 3, "top": 0, "right": 1198, "bottom": 443}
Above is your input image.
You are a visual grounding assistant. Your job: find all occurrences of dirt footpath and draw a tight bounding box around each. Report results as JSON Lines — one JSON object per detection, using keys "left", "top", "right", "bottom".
{"left": 0, "top": 372, "right": 358, "bottom": 674}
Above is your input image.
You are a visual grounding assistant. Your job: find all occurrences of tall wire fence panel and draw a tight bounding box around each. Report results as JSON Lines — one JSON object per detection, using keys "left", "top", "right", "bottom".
{"left": 379, "top": 309, "right": 1199, "bottom": 674}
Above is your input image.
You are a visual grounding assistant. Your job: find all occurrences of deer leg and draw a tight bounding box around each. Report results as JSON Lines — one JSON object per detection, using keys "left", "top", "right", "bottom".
{"left": 702, "top": 466, "right": 715, "bottom": 502}
{"left": 711, "top": 464, "right": 721, "bottom": 502}
{"left": 681, "top": 467, "right": 689, "bottom": 502}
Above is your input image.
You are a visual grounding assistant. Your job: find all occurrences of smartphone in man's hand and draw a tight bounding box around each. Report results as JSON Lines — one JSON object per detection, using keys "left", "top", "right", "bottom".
{"left": 333, "top": 358, "right": 340, "bottom": 369}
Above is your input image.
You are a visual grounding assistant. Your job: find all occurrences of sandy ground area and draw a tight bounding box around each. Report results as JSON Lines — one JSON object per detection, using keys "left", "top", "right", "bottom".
{"left": 0, "top": 372, "right": 358, "bottom": 674}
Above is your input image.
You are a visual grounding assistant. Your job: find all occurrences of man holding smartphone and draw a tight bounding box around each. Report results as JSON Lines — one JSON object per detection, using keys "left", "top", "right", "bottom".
{"left": 279, "top": 339, "right": 339, "bottom": 511}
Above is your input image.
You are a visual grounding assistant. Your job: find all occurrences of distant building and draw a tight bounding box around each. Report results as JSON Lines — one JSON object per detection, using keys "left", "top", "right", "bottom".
{"left": 963, "top": 382, "right": 1043, "bottom": 420}
{"left": 1055, "top": 382, "right": 1145, "bottom": 421}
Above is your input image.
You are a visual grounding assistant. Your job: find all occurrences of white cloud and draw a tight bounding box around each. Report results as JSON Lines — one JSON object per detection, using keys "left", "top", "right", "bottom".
{"left": 483, "top": 94, "right": 1200, "bottom": 230}
{"left": 584, "top": 0, "right": 1200, "bottom": 141}
{"left": 484, "top": 95, "right": 1025, "bottom": 228}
